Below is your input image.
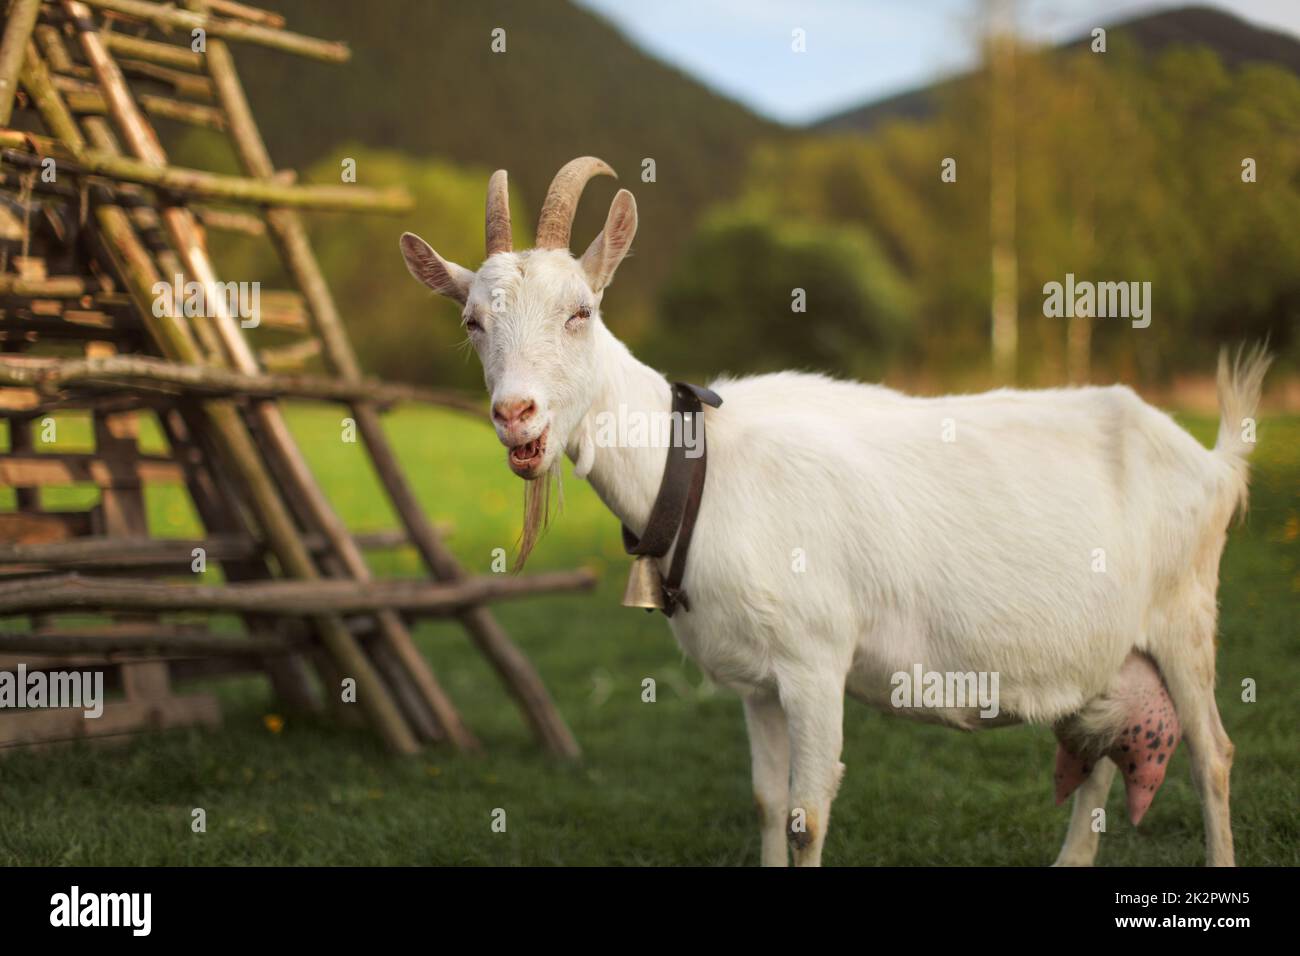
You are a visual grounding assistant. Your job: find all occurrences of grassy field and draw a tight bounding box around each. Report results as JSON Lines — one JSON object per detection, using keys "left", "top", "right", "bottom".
{"left": 0, "top": 405, "right": 1296, "bottom": 866}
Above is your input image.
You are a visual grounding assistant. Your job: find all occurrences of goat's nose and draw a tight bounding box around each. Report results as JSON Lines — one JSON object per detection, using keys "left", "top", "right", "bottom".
{"left": 492, "top": 397, "right": 536, "bottom": 428}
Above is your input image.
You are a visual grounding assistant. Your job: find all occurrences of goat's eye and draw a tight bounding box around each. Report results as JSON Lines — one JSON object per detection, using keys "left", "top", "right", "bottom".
{"left": 566, "top": 306, "right": 591, "bottom": 330}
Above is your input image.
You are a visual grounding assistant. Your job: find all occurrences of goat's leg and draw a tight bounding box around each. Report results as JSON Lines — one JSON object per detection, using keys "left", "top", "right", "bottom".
{"left": 1191, "top": 703, "right": 1236, "bottom": 867}
{"left": 1052, "top": 756, "right": 1117, "bottom": 866}
{"left": 743, "top": 691, "right": 791, "bottom": 867}
{"left": 1152, "top": 634, "right": 1235, "bottom": 866}
{"left": 780, "top": 673, "right": 846, "bottom": 867}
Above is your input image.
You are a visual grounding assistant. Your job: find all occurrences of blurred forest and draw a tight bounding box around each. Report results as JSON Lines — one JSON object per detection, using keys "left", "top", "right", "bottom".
{"left": 166, "top": 1, "right": 1299, "bottom": 393}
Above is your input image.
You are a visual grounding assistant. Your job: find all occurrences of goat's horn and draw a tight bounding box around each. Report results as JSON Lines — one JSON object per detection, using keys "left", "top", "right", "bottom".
{"left": 535, "top": 156, "right": 616, "bottom": 250}
{"left": 485, "top": 169, "right": 512, "bottom": 257}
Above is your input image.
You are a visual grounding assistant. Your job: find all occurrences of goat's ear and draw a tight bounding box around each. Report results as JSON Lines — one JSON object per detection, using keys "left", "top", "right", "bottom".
{"left": 399, "top": 232, "right": 473, "bottom": 304}
{"left": 579, "top": 189, "right": 637, "bottom": 292}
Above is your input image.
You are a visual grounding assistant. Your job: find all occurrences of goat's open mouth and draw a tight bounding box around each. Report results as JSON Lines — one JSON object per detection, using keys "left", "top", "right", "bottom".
{"left": 507, "top": 427, "right": 548, "bottom": 478}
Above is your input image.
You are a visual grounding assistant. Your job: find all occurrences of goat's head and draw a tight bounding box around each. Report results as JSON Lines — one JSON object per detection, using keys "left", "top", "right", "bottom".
{"left": 399, "top": 157, "right": 637, "bottom": 483}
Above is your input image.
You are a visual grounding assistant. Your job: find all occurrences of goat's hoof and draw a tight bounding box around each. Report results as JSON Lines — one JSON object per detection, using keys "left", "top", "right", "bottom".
{"left": 786, "top": 811, "right": 814, "bottom": 851}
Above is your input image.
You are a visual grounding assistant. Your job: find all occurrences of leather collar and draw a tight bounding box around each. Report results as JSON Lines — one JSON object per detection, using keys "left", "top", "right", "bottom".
{"left": 621, "top": 382, "right": 722, "bottom": 617}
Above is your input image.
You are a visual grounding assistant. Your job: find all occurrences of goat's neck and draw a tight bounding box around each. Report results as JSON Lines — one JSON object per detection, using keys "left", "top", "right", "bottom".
{"left": 568, "top": 322, "right": 672, "bottom": 537}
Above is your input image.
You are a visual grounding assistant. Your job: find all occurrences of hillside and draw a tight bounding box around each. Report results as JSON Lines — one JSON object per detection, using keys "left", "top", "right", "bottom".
{"left": 227, "top": 0, "right": 784, "bottom": 321}
{"left": 816, "top": 5, "right": 1300, "bottom": 132}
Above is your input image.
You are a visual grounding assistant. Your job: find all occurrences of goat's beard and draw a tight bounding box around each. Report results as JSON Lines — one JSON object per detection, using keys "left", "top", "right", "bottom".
{"left": 515, "top": 461, "right": 562, "bottom": 570}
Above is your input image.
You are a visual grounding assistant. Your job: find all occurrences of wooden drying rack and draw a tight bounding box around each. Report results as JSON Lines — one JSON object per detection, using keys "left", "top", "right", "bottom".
{"left": 0, "top": 0, "right": 591, "bottom": 757}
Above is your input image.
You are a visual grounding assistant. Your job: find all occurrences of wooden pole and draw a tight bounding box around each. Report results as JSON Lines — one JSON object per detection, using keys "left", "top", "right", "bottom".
{"left": 0, "top": 529, "right": 410, "bottom": 568}
{"left": 0, "top": 353, "right": 485, "bottom": 413}
{"left": 101, "top": 32, "right": 205, "bottom": 72}
{"left": 192, "top": 206, "right": 265, "bottom": 235}
{"left": 114, "top": 59, "right": 214, "bottom": 101}
{"left": 0, "top": 570, "right": 598, "bottom": 615}
{"left": 57, "top": 87, "right": 228, "bottom": 130}
{"left": 33, "top": 24, "right": 75, "bottom": 73}
{"left": 207, "top": 0, "right": 285, "bottom": 29}
{"left": 135, "top": 93, "right": 226, "bottom": 129}
{"left": 0, "top": 131, "right": 413, "bottom": 212}
{"left": 198, "top": 20, "right": 584, "bottom": 759}
{"left": 0, "top": 274, "right": 91, "bottom": 297}
{"left": 0, "top": 0, "right": 41, "bottom": 125}
{"left": 0, "top": 168, "right": 262, "bottom": 240}
{"left": 0, "top": 627, "right": 302, "bottom": 657}
{"left": 77, "top": 0, "right": 350, "bottom": 63}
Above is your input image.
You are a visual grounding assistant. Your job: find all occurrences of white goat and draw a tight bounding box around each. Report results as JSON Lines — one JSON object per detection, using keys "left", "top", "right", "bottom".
{"left": 400, "top": 157, "right": 1269, "bottom": 867}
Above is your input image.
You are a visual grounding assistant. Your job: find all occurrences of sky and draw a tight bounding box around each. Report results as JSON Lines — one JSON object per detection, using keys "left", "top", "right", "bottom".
{"left": 573, "top": 0, "right": 1300, "bottom": 124}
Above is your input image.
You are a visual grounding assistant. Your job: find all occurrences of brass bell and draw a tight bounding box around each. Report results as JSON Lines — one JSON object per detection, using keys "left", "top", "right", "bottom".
{"left": 622, "top": 554, "right": 665, "bottom": 610}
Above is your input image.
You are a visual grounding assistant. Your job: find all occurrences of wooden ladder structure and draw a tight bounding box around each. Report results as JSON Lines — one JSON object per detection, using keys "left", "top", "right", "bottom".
{"left": 0, "top": 0, "right": 588, "bottom": 757}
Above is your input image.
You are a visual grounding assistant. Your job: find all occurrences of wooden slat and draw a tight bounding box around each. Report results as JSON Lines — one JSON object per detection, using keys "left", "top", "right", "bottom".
{"left": 79, "top": 0, "right": 350, "bottom": 63}
{"left": 207, "top": 0, "right": 286, "bottom": 28}
{"left": 0, "top": 275, "right": 91, "bottom": 297}
{"left": 99, "top": 32, "right": 205, "bottom": 72}
{"left": 0, "top": 624, "right": 302, "bottom": 656}
{"left": 0, "top": 695, "right": 220, "bottom": 751}
{"left": 257, "top": 337, "right": 319, "bottom": 372}
{"left": 0, "top": 654, "right": 149, "bottom": 669}
{"left": 116, "top": 58, "right": 214, "bottom": 101}
{"left": 0, "top": 569, "right": 598, "bottom": 615}
{"left": 0, "top": 130, "right": 411, "bottom": 212}
{"left": 0, "top": 452, "right": 184, "bottom": 486}
{"left": 59, "top": 85, "right": 228, "bottom": 129}
{"left": 254, "top": 289, "right": 307, "bottom": 330}
{"left": 0, "top": 529, "right": 412, "bottom": 569}
{"left": 0, "top": 354, "right": 483, "bottom": 412}
{"left": 0, "top": 511, "right": 95, "bottom": 544}
{"left": 0, "top": 312, "right": 141, "bottom": 343}
{"left": 192, "top": 206, "right": 265, "bottom": 236}
{"left": 0, "top": 387, "right": 39, "bottom": 411}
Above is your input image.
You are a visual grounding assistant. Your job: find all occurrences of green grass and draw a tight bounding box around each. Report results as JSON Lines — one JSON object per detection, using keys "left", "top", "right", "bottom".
{"left": 0, "top": 407, "right": 1296, "bottom": 865}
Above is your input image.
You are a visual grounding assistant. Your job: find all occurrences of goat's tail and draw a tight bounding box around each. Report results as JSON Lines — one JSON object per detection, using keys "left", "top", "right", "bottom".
{"left": 1214, "top": 342, "right": 1272, "bottom": 514}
